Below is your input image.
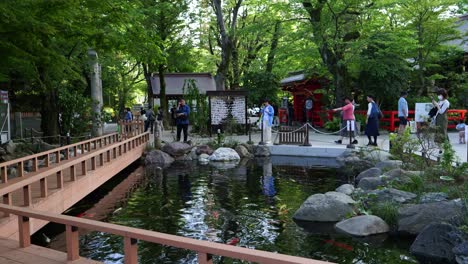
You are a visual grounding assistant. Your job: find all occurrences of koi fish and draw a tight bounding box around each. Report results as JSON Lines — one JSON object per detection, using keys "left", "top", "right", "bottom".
{"left": 212, "top": 211, "right": 219, "bottom": 219}
{"left": 227, "top": 237, "right": 240, "bottom": 246}
{"left": 323, "top": 239, "right": 353, "bottom": 251}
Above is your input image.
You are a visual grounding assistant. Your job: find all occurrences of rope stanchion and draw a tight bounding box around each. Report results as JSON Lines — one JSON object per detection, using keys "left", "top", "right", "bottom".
{"left": 306, "top": 123, "right": 347, "bottom": 135}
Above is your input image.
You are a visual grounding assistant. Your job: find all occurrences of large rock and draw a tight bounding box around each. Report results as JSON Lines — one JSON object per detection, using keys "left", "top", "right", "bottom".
{"left": 209, "top": 148, "right": 241, "bottom": 161}
{"left": 196, "top": 145, "right": 214, "bottom": 156}
{"left": 335, "top": 184, "right": 355, "bottom": 195}
{"left": 335, "top": 215, "right": 389, "bottom": 236}
{"left": 420, "top": 192, "right": 449, "bottom": 204}
{"left": 254, "top": 145, "right": 270, "bottom": 157}
{"left": 369, "top": 188, "right": 416, "bottom": 204}
{"left": 338, "top": 155, "right": 374, "bottom": 177}
{"left": 324, "top": 191, "right": 356, "bottom": 204}
{"left": 198, "top": 153, "right": 210, "bottom": 163}
{"left": 162, "top": 142, "right": 192, "bottom": 157}
{"left": 375, "top": 160, "right": 402, "bottom": 170}
{"left": 410, "top": 223, "right": 466, "bottom": 264}
{"left": 453, "top": 242, "right": 468, "bottom": 264}
{"left": 145, "top": 150, "right": 175, "bottom": 168}
{"left": 235, "top": 145, "right": 253, "bottom": 159}
{"left": 293, "top": 193, "right": 355, "bottom": 222}
{"left": 356, "top": 167, "right": 382, "bottom": 183}
{"left": 358, "top": 177, "right": 384, "bottom": 190}
{"left": 398, "top": 200, "right": 465, "bottom": 235}
{"left": 363, "top": 149, "right": 392, "bottom": 162}
{"left": 4, "top": 141, "right": 16, "bottom": 154}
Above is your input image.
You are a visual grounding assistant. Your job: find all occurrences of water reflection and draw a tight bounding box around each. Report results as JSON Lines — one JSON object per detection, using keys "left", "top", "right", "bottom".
{"left": 76, "top": 158, "right": 416, "bottom": 264}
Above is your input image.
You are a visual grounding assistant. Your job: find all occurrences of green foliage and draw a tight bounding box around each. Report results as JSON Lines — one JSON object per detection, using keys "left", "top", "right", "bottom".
{"left": 59, "top": 88, "right": 92, "bottom": 136}
{"left": 324, "top": 117, "right": 341, "bottom": 131}
{"left": 183, "top": 79, "right": 209, "bottom": 135}
{"left": 389, "top": 128, "right": 420, "bottom": 168}
{"left": 369, "top": 202, "right": 400, "bottom": 227}
{"left": 242, "top": 72, "right": 280, "bottom": 107}
{"left": 206, "top": 137, "right": 240, "bottom": 150}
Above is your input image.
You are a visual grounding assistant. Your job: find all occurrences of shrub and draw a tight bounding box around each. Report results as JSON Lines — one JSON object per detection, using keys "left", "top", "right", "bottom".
{"left": 324, "top": 117, "right": 341, "bottom": 131}
{"left": 369, "top": 202, "right": 399, "bottom": 227}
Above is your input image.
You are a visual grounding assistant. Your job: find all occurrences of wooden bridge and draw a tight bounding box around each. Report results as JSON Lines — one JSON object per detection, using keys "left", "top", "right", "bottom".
{"left": 0, "top": 121, "right": 331, "bottom": 264}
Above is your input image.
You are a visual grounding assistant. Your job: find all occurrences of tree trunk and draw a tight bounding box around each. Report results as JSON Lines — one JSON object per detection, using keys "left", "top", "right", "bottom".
{"left": 212, "top": 0, "right": 231, "bottom": 90}
{"left": 143, "top": 63, "right": 153, "bottom": 104}
{"left": 266, "top": 21, "right": 281, "bottom": 73}
{"left": 158, "top": 64, "right": 169, "bottom": 127}
{"left": 416, "top": 24, "right": 426, "bottom": 96}
{"left": 40, "top": 90, "right": 59, "bottom": 143}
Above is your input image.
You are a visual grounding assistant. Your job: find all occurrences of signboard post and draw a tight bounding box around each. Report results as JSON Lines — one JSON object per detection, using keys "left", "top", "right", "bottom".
{"left": 0, "top": 90, "right": 9, "bottom": 143}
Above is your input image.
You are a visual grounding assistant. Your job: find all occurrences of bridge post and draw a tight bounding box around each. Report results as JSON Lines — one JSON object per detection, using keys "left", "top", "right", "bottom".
{"left": 124, "top": 237, "right": 138, "bottom": 264}
{"left": 91, "top": 157, "right": 96, "bottom": 170}
{"left": 99, "top": 153, "right": 104, "bottom": 166}
{"left": 0, "top": 166, "right": 6, "bottom": 183}
{"left": 70, "top": 165, "right": 76, "bottom": 181}
{"left": 66, "top": 225, "right": 80, "bottom": 261}
{"left": 40, "top": 178, "right": 48, "bottom": 197}
{"left": 45, "top": 154, "right": 50, "bottom": 167}
{"left": 18, "top": 216, "right": 30, "bottom": 248}
{"left": 2, "top": 194, "right": 11, "bottom": 217}
{"left": 81, "top": 161, "right": 87, "bottom": 176}
{"left": 56, "top": 171, "right": 63, "bottom": 189}
{"left": 18, "top": 161, "right": 24, "bottom": 177}
{"left": 23, "top": 185, "right": 31, "bottom": 206}
{"left": 198, "top": 253, "right": 213, "bottom": 264}
{"left": 33, "top": 157, "right": 38, "bottom": 171}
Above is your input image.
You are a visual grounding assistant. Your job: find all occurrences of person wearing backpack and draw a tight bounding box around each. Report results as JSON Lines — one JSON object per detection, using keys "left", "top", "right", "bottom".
{"left": 145, "top": 106, "right": 155, "bottom": 133}
{"left": 365, "top": 95, "right": 381, "bottom": 146}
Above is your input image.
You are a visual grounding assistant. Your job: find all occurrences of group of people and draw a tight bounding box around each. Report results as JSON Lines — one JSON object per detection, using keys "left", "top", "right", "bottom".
{"left": 122, "top": 88, "right": 465, "bottom": 148}
{"left": 332, "top": 88, "right": 459, "bottom": 149}
{"left": 123, "top": 98, "right": 191, "bottom": 143}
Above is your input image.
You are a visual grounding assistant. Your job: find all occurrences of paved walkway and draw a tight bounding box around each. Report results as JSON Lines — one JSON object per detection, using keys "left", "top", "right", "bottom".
{"left": 105, "top": 122, "right": 467, "bottom": 162}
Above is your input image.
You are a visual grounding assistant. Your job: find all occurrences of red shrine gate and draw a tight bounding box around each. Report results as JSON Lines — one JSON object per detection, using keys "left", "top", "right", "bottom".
{"left": 280, "top": 73, "right": 328, "bottom": 126}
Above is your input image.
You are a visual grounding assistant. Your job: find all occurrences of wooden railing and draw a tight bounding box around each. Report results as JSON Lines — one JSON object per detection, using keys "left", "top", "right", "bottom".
{"left": 279, "top": 126, "right": 308, "bottom": 145}
{"left": 0, "top": 133, "right": 149, "bottom": 214}
{"left": 0, "top": 133, "right": 120, "bottom": 184}
{"left": 119, "top": 120, "right": 145, "bottom": 140}
{"left": 0, "top": 204, "right": 331, "bottom": 264}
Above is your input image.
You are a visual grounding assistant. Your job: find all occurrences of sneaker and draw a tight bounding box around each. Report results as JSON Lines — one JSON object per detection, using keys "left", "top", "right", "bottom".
{"left": 367, "top": 142, "right": 373, "bottom": 146}
{"left": 372, "top": 142, "right": 378, "bottom": 146}
{"left": 352, "top": 139, "right": 358, "bottom": 144}
{"left": 335, "top": 140, "right": 342, "bottom": 144}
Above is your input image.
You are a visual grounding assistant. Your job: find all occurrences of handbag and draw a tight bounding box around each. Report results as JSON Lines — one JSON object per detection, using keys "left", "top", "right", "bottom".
{"left": 428, "top": 107, "right": 438, "bottom": 118}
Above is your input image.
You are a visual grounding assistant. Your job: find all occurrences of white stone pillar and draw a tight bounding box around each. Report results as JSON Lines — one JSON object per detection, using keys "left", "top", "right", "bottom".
{"left": 88, "top": 49, "right": 103, "bottom": 136}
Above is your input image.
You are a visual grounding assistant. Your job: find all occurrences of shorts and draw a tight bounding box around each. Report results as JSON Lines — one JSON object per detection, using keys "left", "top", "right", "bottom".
{"left": 398, "top": 116, "right": 407, "bottom": 126}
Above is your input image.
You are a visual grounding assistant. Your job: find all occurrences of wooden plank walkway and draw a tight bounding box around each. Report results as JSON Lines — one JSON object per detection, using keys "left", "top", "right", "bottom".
{"left": 0, "top": 237, "right": 102, "bottom": 264}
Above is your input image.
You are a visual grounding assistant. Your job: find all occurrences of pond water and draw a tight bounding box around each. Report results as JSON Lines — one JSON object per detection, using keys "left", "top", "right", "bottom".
{"left": 42, "top": 157, "right": 417, "bottom": 264}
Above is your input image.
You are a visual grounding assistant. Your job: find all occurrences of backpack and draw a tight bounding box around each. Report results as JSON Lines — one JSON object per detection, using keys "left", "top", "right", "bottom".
{"left": 370, "top": 102, "right": 383, "bottom": 119}
{"left": 147, "top": 110, "right": 155, "bottom": 121}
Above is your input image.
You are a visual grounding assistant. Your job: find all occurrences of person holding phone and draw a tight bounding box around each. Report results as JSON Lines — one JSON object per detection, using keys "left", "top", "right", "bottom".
{"left": 176, "top": 99, "right": 190, "bottom": 142}
{"left": 432, "top": 88, "right": 450, "bottom": 149}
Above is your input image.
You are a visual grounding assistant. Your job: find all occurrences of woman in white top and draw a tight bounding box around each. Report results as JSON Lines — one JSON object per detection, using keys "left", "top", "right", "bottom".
{"left": 431, "top": 88, "right": 450, "bottom": 146}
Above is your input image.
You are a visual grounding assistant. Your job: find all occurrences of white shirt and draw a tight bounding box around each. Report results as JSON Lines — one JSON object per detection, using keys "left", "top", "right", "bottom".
{"left": 367, "top": 102, "right": 373, "bottom": 116}
{"left": 438, "top": 99, "right": 450, "bottom": 114}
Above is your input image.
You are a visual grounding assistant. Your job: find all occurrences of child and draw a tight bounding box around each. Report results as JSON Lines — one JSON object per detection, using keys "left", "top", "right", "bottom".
{"left": 456, "top": 118, "right": 466, "bottom": 144}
